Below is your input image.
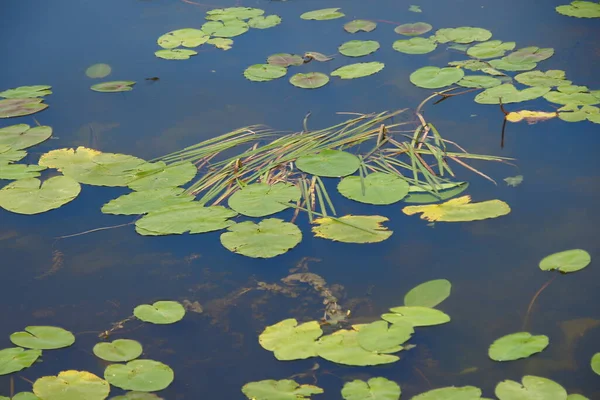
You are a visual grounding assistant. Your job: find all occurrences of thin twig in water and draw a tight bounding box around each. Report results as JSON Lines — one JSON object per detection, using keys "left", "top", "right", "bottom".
{"left": 523, "top": 275, "right": 556, "bottom": 330}
{"left": 180, "top": 0, "right": 221, "bottom": 7}
{"left": 414, "top": 366, "right": 433, "bottom": 389}
{"left": 56, "top": 221, "right": 135, "bottom": 239}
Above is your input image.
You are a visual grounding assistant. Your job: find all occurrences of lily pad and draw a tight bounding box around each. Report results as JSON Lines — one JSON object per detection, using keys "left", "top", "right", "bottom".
{"left": 104, "top": 360, "right": 174, "bottom": 392}
{"left": 0, "top": 163, "right": 47, "bottom": 180}
{"left": 244, "top": 64, "right": 287, "bottom": 82}
{"left": 467, "top": 40, "right": 516, "bottom": 59}
{"left": 128, "top": 161, "right": 197, "bottom": 191}
{"left": 356, "top": 321, "right": 413, "bottom": 353}
{"left": 504, "top": 175, "right": 524, "bottom": 186}
{"left": 93, "top": 339, "right": 143, "bottom": 362}
{"left": 506, "top": 47, "right": 554, "bottom": 63}
{"left": 338, "top": 40, "right": 380, "bottom": 57}
{"left": 157, "top": 29, "right": 208, "bottom": 49}
{"left": 544, "top": 91, "right": 600, "bottom": 106}
{"left": 155, "top": 49, "right": 198, "bottom": 60}
{"left": 331, "top": 62, "right": 385, "bottom": 79}
{"left": 404, "top": 279, "right": 452, "bottom": 307}
{"left": 259, "top": 319, "right": 322, "bottom": 360}
{"left": 0, "top": 124, "right": 52, "bottom": 150}
{"left": 514, "top": 70, "right": 571, "bottom": 87}
{"left": 457, "top": 75, "right": 502, "bottom": 88}
{"left": 204, "top": 20, "right": 249, "bottom": 37}
{"left": 0, "top": 392, "right": 40, "bottom": 400}
{"left": 409, "top": 5, "right": 422, "bottom": 13}
{"left": 289, "top": 72, "right": 329, "bottom": 89}
{"left": 296, "top": 149, "right": 360, "bottom": 177}
{"left": 0, "top": 176, "right": 81, "bottom": 215}
{"left": 539, "top": 249, "right": 591, "bottom": 273}
{"left": 403, "top": 182, "right": 469, "bottom": 204}
{"left": 267, "top": 53, "right": 304, "bottom": 67}
{"left": 220, "top": 218, "right": 302, "bottom": 258}
{"left": 242, "top": 380, "right": 323, "bottom": 400}
{"left": 228, "top": 183, "right": 301, "bottom": 217}
{"left": 344, "top": 20, "right": 377, "bottom": 33}
{"left": 0, "top": 98, "right": 48, "bottom": 118}
{"left": 207, "top": 38, "right": 233, "bottom": 50}
{"left": 0, "top": 347, "right": 41, "bottom": 375}
{"left": 109, "top": 393, "right": 164, "bottom": 400}
{"left": 382, "top": 306, "right": 451, "bottom": 327}
{"left": 312, "top": 215, "right": 392, "bottom": 244}
{"left": 0, "top": 85, "right": 52, "bottom": 99}
{"left": 559, "top": 85, "right": 590, "bottom": 94}
{"left": 300, "top": 8, "right": 345, "bottom": 21}
{"left": 206, "top": 7, "right": 264, "bottom": 21}
{"left": 413, "top": 386, "right": 485, "bottom": 400}
{"left": 134, "top": 301, "right": 185, "bottom": 324}
{"left": 135, "top": 203, "right": 236, "bottom": 235}
{"left": 337, "top": 172, "right": 409, "bottom": 205}
{"left": 33, "top": 371, "right": 110, "bottom": 400}
{"left": 489, "top": 332, "right": 549, "bottom": 361}
{"left": 474, "top": 84, "right": 550, "bottom": 104}
{"left": 0, "top": 145, "right": 26, "bottom": 163}
{"left": 403, "top": 195, "right": 510, "bottom": 222}
{"left": 86, "top": 64, "right": 112, "bottom": 79}
{"left": 434, "top": 27, "right": 492, "bottom": 44}
{"left": 102, "top": 187, "right": 193, "bottom": 215}
{"left": 556, "top": 1, "right": 600, "bottom": 18}
{"left": 10, "top": 326, "right": 75, "bottom": 350}
{"left": 592, "top": 353, "right": 600, "bottom": 375}
{"left": 410, "top": 66, "right": 464, "bottom": 89}
{"left": 488, "top": 57, "right": 537, "bottom": 72}
{"left": 316, "top": 329, "right": 399, "bottom": 366}
{"left": 393, "top": 38, "right": 437, "bottom": 54}
{"left": 495, "top": 376, "right": 567, "bottom": 400}
{"left": 448, "top": 59, "right": 490, "bottom": 71}
{"left": 248, "top": 15, "right": 282, "bottom": 29}
{"left": 567, "top": 395, "right": 589, "bottom": 400}
{"left": 90, "top": 81, "right": 136, "bottom": 93}
{"left": 394, "top": 22, "right": 432, "bottom": 36}
{"left": 341, "top": 377, "right": 401, "bottom": 400}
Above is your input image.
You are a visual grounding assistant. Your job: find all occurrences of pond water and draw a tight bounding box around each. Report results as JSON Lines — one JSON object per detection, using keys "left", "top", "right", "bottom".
{"left": 1, "top": 0, "right": 599, "bottom": 398}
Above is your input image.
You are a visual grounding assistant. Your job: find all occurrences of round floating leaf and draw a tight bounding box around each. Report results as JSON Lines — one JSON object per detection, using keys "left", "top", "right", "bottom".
{"left": 134, "top": 301, "right": 185, "bottom": 324}
{"left": 544, "top": 91, "right": 600, "bottom": 106}
{"left": 382, "top": 306, "right": 451, "bottom": 327}
{"left": 259, "top": 319, "right": 322, "bottom": 360}
{"left": 1, "top": 392, "right": 40, "bottom": 400}
{"left": 0, "top": 124, "right": 52, "bottom": 150}
{"left": 128, "top": 161, "right": 197, "bottom": 191}
{"left": 539, "top": 249, "right": 591, "bottom": 273}
{"left": 434, "top": 27, "right": 492, "bottom": 44}
{"left": 403, "top": 195, "right": 510, "bottom": 222}
{"left": 204, "top": 20, "right": 249, "bottom": 37}
{"left": 338, "top": 40, "right": 380, "bottom": 57}
{"left": 404, "top": 279, "right": 452, "bottom": 307}
{"left": 10, "top": 326, "right": 74, "bottom": 350}
{"left": 337, "top": 172, "right": 409, "bottom": 205}
{"left": 412, "top": 386, "right": 484, "bottom": 400}
{"left": 104, "top": 360, "right": 174, "bottom": 392}
{"left": 341, "top": 377, "right": 401, "bottom": 400}
{"left": 157, "top": 28, "right": 208, "bottom": 49}
{"left": 356, "top": 320, "right": 413, "bottom": 353}
{"left": 300, "top": 8, "right": 345, "bottom": 20}
{"left": 506, "top": 47, "right": 554, "bottom": 63}
{"left": 90, "top": 81, "right": 135, "bottom": 93}
{"left": 0, "top": 164, "right": 46, "bottom": 180}
{"left": 457, "top": 75, "right": 502, "bottom": 88}
{"left": 489, "top": 332, "right": 549, "bottom": 361}
{"left": 410, "top": 66, "right": 464, "bottom": 89}
{"left": 392, "top": 38, "right": 437, "bottom": 54}
{"left": 0, "top": 85, "right": 52, "bottom": 99}
{"left": 135, "top": 203, "right": 236, "bottom": 235}
{"left": 394, "top": 22, "right": 432, "bottom": 36}
{"left": 495, "top": 376, "right": 567, "bottom": 400}
{"left": 488, "top": 58, "right": 537, "bottom": 72}
{"left": 220, "top": 218, "right": 302, "bottom": 258}
{"left": 312, "top": 215, "right": 392, "bottom": 244}
{"left": 474, "top": 84, "right": 550, "bottom": 104}
{"left": 85, "top": 64, "right": 112, "bottom": 79}
{"left": 228, "top": 182, "right": 301, "bottom": 217}
{"left": 514, "top": 70, "right": 571, "bottom": 87}
{"left": 207, "top": 38, "right": 233, "bottom": 50}
{"left": 267, "top": 53, "right": 304, "bottom": 67}
{"left": 33, "top": 370, "right": 110, "bottom": 400}
{"left": 102, "top": 187, "right": 193, "bottom": 215}
{"left": 403, "top": 182, "right": 469, "bottom": 204}
{"left": 592, "top": 353, "right": 600, "bottom": 375}
{"left": 331, "top": 62, "right": 385, "bottom": 79}
{"left": 556, "top": 1, "right": 600, "bottom": 18}
{"left": 467, "top": 40, "right": 516, "bottom": 59}
{"left": 244, "top": 64, "right": 287, "bottom": 82}
{"left": 0, "top": 347, "right": 41, "bottom": 375}
{"left": 206, "top": 7, "right": 264, "bottom": 21}
{"left": 289, "top": 72, "right": 329, "bottom": 89}
{"left": 0, "top": 145, "right": 26, "bottom": 163}
{"left": 242, "top": 380, "right": 323, "bottom": 400}
{"left": 316, "top": 330, "right": 399, "bottom": 366}
{"left": 110, "top": 393, "right": 164, "bottom": 400}
{"left": 296, "top": 149, "right": 360, "bottom": 177}
{"left": 248, "top": 15, "right": 282, "bottom": 29}
{"left": 344, "top": 20, "right": 377, "bottom": 33}
{"left": 409, "top": 5, "right": 422, "bottom": 12}
{"left": 155, "top": 49, "right": 198, "bottom": 60}
{"left": 0, "top": 176, "right": 81, "bottom": 215}
{"left": 0, "top": 98, "right": 48, "bottom": 118}
{"left": 93, "top": 340, "right": 143, "bottom": 362}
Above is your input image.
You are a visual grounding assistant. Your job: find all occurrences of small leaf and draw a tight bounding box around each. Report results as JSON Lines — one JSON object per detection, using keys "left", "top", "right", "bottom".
{"left": 85, "top": 64, "right": 112, "bottom": 79}
{"left": 467, "top": 40, "right": 516, "bottom": 59}
{"left": 434, "top": 27, "right": 492, "bottom": 44}
{"left": 331, "top": 62, "right": 385, "bottom": 79}
{"left": 248, "top": 15, "right": 282, "bottom": 29}
{"left": 296, "top": 149, "right": 360, "bottom": 177}
{"left": 289, "top": 72, "right": 329, "bottom": 89}
{"left": 267, "top": 53, "right": 304, "bottom": 67}
{"left": 503, "top": 175, "right": 524, "bottom": 187}
{"left": 300, "top": 8, "right": 345, "bottom": 20}
{"left": 338, "top": 40, "right": 380, "bottom": 57}
{"left": 244, "top": 64, "right": 287, "bottom": 82}
{"left": 134, "top": 301, "right": 185, "bottom": 324}
{"left": 382, "top": 306, "right": 451, "bottom": 327}
{"left": 90, "top": 81, "right": 136, "bottom": 93}
{"left": 539, "top": 249, "right": 591, "bottom": 273}
{"left": 155, "top": 49, "right": 198, "bottom": 60}
{"left": 312, "top": 215, "right": 392, "bottom": 244}
{"left": 93, "top": 339, "right": 143, "bottom": 362}
{"left": 408, "top": 5, "right": 422, "bottom": 13}
{"left": 404, "top": 279, "right": 452, "bottom": 307}
{"left": 344, "top": 20, "right": 377, "bottom": 33}
{"left": 337, "top": 172, "right": 409, "bottom": 205}
{"left": 403, "top": 195, "right": 510, "bottom": 222}
{"left": 488, "top": 332, "right": 549, "bottom": 361}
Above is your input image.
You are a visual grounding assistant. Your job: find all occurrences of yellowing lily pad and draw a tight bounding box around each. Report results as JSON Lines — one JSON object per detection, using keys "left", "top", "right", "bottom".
{"left": 0, "top": 347, "right": 41, "bottom": 375}
{"left": 300, "top": 8, "right": 345, "bottom": 20}
{"left": 228, "top": 183, "right": 301, "bottom": 217}
{"left": 403, "top": 195, "right": 510, "bottom": 222}
{"left": 539, "top": 249, "right": 591, "bottom": 273}
{"left": 104, "top": 360, "right": 174, "bottom": 392}
{"left": 337, "top": 172, "right": 409, "bottom": 205}
{"left": 10, "top": 326, "right": 75, "bottom": 350}
{"left": 259, "top": 319, "right": 322, "bottom": 360}
{"left": 403, "top": 182, "right": 469, "bottom": 204}
{"left": 33, "top": 370, "right": 110, "bottom": 400}
{"left": 341, "top": 377, "right": 401, "bottom": 400}
{"left": 312, "top": 215, "right": 392, "bottom": 243}
{"left": 0, "top": 176, "right": 81, "bottom": 215}
{"left": 135, "top": 203, "right": 237, "bottom": 235}
{"left": 489, "top": 332, "right": 549, "bottom": 361}
{"left": 220, "top": 218, "right": 302, "bottom": 258}
{"left": 242, "top": 380, "right": 323, "bottom": 400}
{"left": 316, "top": 329, "right": 399, "bottom": 366}
{"left": 207, "top": 38, "right": 233, "bottom": 50}
{"left": 382, "top": 306, "right": 450, "bottom": 327}
{"left": 344, "top": 20, "right": 377, "bottom": 33}
{"left": 506, "top": 111, "right": 557, "bottom": 123}
{"left": 134, "top": 301, "right": 185, "bottom": 324}
{"left": 93, "top": 339, "right": 143, "bottom": 362}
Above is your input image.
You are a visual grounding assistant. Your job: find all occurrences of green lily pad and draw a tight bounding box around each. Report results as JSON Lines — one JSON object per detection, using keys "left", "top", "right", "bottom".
{"left": 393, "top": 38, "right": 437, "bottom": 54}
{"left": 331, "top": 62, "right": 385, "bottom": 79}
{"left": 344, "top": 20, "right": 377, "bottom": 33}
{"left": 567, "top": 394, "right": 589, "bottom": 400}
{"left": 403, "top": 182, "right": 469, "bottom": 204}
{"left": 448, "top": 59, "right": 490, "bottom": 71}
{"left": 559, "top": 85, "right": 590, "bottom": 94}
{"left": 338, "top": 40, "right": 380, "bottom": 57}
{"left": 0, "top": 347, "right": 41, "bottom": 375}
{"left": 0, "top": 392, "right": 40, "bottom": 400}
{"left": 289, "top": 72, "right": 329, "bottom": 89}
{"left": 10, "top": 326, "right": 75, "bottom": 350}
{"left": 90, "top": 81, "right": 136, "bottom": 93}
{"left": 104, "top": 360, "right": 174, "bottom": 392}
{"left": 128, "top": 161, "right": 197, "bottom": 191}
{"left": 506, "top": 47, "right": 554, "bottom": 63}
{"left": 155, "top": 49, "right": 198, "bottom": 60}
{"left": 206, "top": 7, "right": 264, "bottom": 21}
{"left": 495, "top": 376, "right": 567, "bottom": 400}
{"left": 33, "top": 371, "right": 110, "bottom": 400}
{"left": 242, "top": 380, "right": 323, "bottom": 400}
{"left": 135, "top": 203, "right": 237, "bottom": 235}
{"left": 488, "top": 57, "right": 537, "bottom": 72}
{"left": 434, "top": 27, "right": 492, "bottom": 44}
{"left": 0, "top": 124, "right": 52, "bottom": 150}
{"left": 313, "top": 215, "right": 392, "bottom": 244}
{"left": 413, "top": 386, "right": 485, "bottom": 400}
{"left": 409, "top": 5, "right": 422, "bottom": 13}
{"left": 228, "top": 183, "right": 301, "bottom": 217}
{"left": 267, "top": 53, "right": 304, "bottom": 67}
{"left": 93, "top": 339, "right": 143, "bottom": 362}
{"left": 244, "top": 64, "right": 287, "bottom": 82}
{"left": 207, "top": 38, "right": 233, "bottom": 50}
{"left": 0, "top": 145, "right": 26, "bottom": 163}
{"left": 467, "top": 40, "right": 516, "bottom": 59}
{"left": 220, "top": 218, "right": 302, "bottom": 258}
{"left": 409, "top": 66, "right": 464, "bottom": 89}
{"left": 109, "top": 392, "right": 164, "bottom": 400}
{"left": 457, "top": 75, "right": 502, "bottom": 88}
{"left": 0, "top": 163, "right": 46, "bottom": 180}
{"left": 592, "top": 353, "right": 600, "bottom": 375}
{"left": 404, "top": 279, "right": 452, "bottom": 307}
{"left": 544, "top": 91, "right": 600, "bottom": 106}
{"left": 474, "top": 84, "right": 550, "bottom": 104}
{"left": 296, "top": 149, "right": 360, "bottom": 177}
{"left": 203, "top": 20, "right": 249, "bottom": 37}
{"left": 539, "top": 249, "right": 591, "bottom": 273}
{"left": 157, "top": 28, "right": 208, "bottom": 49}
{"left": 316, "top": 329, "right": 399, "bottom": 366}
{"left": 102, "top": 187, "right": 194, "bottom": 215}
{"left": 394, "top": 22, "right": 432, "bottom": 36}
{"left": 337, "top": 172, "right": 409, "bottom": 205}
{"left": 514, "top": 70, "right": 571, "bottom": 87}
{"left": 0, "top": 176, "right": 81, "bottom": 215}
{"left": 0, "top": 98, "right": 48, "bottom": 118}
{"left": 356, "top": 320, "right": 413, "bottom": 353}
{"left": 403, "top": 195, "right": 511, "bottom": 221}
{"left": 489, "top": 332, "right": 549, "bottom": 361}
{"left": 85, "top": 63, "right": 112, "bottom": 79}
{"left": 556, "top": 1, "right": 600, "bottom": 18}
{"left": 0, "top": 85, "right": 51, "bottom": 99}
{"left": 300, "top": 8, "right": 345, "bottom": 21}
{"left": 248, "top": 15, "right": 282, "bottom": 29}
{"left": 134, "top": 301, "right": 185, "bottom": 324}
{"left": 341, "top": 377, "right": 401, "bottom": 400}
{"left": 382, "top": 306, "right": 451, "bottom": 327}
{"left": 259, "top": 319, "right": 322, "bottom": 360}
{"left": 504, "top": 175, "right": 524, "bottom": 187}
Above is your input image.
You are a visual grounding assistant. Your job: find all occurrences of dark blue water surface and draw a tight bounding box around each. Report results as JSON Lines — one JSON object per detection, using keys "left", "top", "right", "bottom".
{"left": 1, "top": 0, "right": 599, "bottom": 398}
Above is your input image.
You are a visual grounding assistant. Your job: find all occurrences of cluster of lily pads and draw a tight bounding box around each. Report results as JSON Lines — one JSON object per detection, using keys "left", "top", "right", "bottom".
{"left": 0, "top": 85, "right": 51, "bottom": 119}
{"left": 556, "top": 1, "right": 600, "bottom": 17}
{"left": 0, "top": 300, "right": 185, "bottom": 399}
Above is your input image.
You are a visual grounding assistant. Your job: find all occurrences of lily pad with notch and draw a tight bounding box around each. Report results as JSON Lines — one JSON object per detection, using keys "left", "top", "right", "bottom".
{"left": 242, "top": 380, "right": 323, "bottom": 400}
{"left": 155, "top": 49, "right": 197, "bottom": 60}
{"left": 289, "top": 72, "right": 329, "bottom": 89}
{"left": 203, "top": 20, "right": 249, "bottom": 37}
{"left": 220, "top": 218, "right": 302, "bottom": 258}
{"left": 206, "top": 7, "right": 264, "bottom": 21}
{"left": 135, "top": 203, "right": 237, "bottom": 235}
{"left": 556, "top": 1, "right": 600, "bottom": 18}
{"left": 344, "top": 20, "right": 377, "bottom": 33}
{"left": 514, "top": 70, "right": 571, "bottom": 87}
{"left": 93, "top": 339, "right": 143, "bottom": 362}
{"left": 506, "top": 47, "right": 554, "bottom": 63}
{"left": 0, "top": 98, "right": 48, "bottom": 118}
{"left": 539, "top": 249, "right": 591, "bottom": 273}
{"left": 33, "top": 371, "right": 110, "bottom": 400}
{"left": 90, "top": 81, "right": 136, "bottom": 93}
{"left": 489, "top": 332, "right": 549, "bottom": 361}
{"left": 341, "top": 377, "right": 401, "bottom": 400}
{"left": 382, "top": 306, "right": 450, "bottom": 327}
{"left": 0, "top": 176, "right": 81, "bottom": 215}
{"left": 296, "top": 149, "right": 360, "bottom": 177}
{"left": 0, "top": 124, "right": 52, "bottom": 150}
{"left": 128, "top": 161, "right": 197, "bottom": 191}
{"left": 134, "top": 301, "right": 185, "bottom": 324}
{"left": 0, "top": 392, "right": 40, "bottom": 400}
{"left": 394, "top": 22, "right": 432, "bottom": 36}
{"left": 403, "top": 195, "right": 510, "bottom": 222}
{"left": 244, "top": 64, "right": 287, "bottom": 82}
{"left": 474, "top": 84, "right": 550, "bottom": 104}
{"left": 393, "top": 38, "right": 437, "bottom": 54}
{"left": 312, "top": 215, "right": 392, "bottom": 244}
{"left": 337, "top": 172, "right": 409, "bottom": 205}
{"left": 101, "top": 187, "right": 194, "bottom": 215}
{"left": 0, "top": 163, "right": 47, "bottom": 180}
{"left": 10, "top": 326, "right": 74, "bottom": 350}
{"left": 157, "top": 29, "right": 208, "bottom": 49}
{"left": 267, "top": 53, "right": 304, "bottom": 67}
{"left": 0, "top": 86, "right": 52, "bottom": 99}
{"left": 300, "top": 8, "right": 345, "bottom": 21}
{"left": 413, "top": 386, "right": 485, "bottom": 400}
{"left": 104, "top": 360, "right": 174, "bottom": 392}
{"left": 331, "top": 62, "right": 385, "bottom": 80}
{"left": 495, "top": 375, "right": 567, "bottom": 400}
{"left": 316, "top": 329, "right": 399, "bottom": 366}
{"left": 457, "top": 75, "right": 502, "bottom": 88}
{"left": 338, "top": 40, "right": 380, "bottom": 57}
{"left": 410, "top": 66, "right": 464, "bottom": 89}
{"left": 488, "top": 58, "right": 537, "bottom": 72}
{"left": 403, "top": 182, "right": 469, "bottom": 204}
{"left": 228, "top": 182, "right": 301, "bottom": 217}
{"left": 356, "top": 320, "right": 413, "bottom": 353}
{"left": 259, "top": 319, "right": 322, "bottom": 360}
{"left": 434, "top": 27, "right": 492, "bottom": 44}
{"left": 248, "top": 15, "right": 282, "bottom": 29}
{"left": 0, "top": 347, "right": 41, "bottom": 375}
{"left": 467, "top": 40, "right": 516, "bottom": 59}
